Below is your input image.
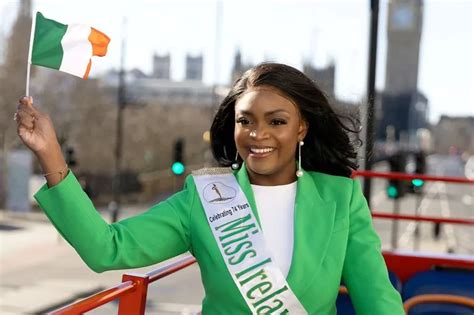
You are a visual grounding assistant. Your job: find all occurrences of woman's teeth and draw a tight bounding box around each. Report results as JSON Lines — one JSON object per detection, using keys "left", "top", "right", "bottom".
{"left": 250, "top": 147, "right": 275, "bottom": 154}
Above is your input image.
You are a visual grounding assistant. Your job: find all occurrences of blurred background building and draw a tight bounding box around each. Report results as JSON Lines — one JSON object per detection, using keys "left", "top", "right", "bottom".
{"left": 152, "top": 53, "right": 171, "bottom": 80}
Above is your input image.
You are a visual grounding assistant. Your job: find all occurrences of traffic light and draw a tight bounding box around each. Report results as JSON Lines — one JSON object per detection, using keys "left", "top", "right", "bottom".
{"left": 171, "top": 138, "right": 185, "bottom": 175}
{"left": 409, "top": 151, "right": 426, "bottom": 193}
{"left": 411, "top": 179, "right": 424, "bottom": 188}
{"left": 387, "top": 153, "right": 406, "bottom": 199}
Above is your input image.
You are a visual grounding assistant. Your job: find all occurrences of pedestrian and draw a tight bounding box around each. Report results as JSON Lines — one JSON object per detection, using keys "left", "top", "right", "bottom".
{"left": 15, "top": 62, "right": 404, "bottom": 314}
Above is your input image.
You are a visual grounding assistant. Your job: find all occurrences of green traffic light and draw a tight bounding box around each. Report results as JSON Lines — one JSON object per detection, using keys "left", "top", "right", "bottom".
{"left": 412, "top": 179, "right": 424, "bottom": 187}
{"left": 171, "top": 162, "right": 185, "bottom": 175}
{"left": 387, "top": 186, "right": 398, "bottom": 198}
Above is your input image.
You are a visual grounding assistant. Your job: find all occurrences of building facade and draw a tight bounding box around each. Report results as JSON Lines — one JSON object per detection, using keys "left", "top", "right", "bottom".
{"left": 185, "top": 54, "right": 203, "bottom": 81}
{"left": 152, "top": 53, "right": 171, "bottom": 80}
{"left": 432, "top": 116, "right": 474, "bottom": 155}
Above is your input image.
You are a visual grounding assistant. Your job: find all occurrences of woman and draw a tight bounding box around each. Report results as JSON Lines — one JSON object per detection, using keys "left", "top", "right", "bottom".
{"left": 15, "top": 63, "right": 404, "bottom": 314}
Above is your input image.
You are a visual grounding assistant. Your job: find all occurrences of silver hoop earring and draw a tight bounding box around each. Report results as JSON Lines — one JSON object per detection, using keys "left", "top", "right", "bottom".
{"left": 231, "top": 151, "right": 240, "bottom": 170}
{"left": 296, "top": 140, "right": 304, "bottom": 177}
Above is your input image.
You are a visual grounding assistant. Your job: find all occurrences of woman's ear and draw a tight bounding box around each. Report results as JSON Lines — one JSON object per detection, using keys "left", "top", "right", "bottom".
{"left": 298, "top": 119, "right": 308, "bottom": 140}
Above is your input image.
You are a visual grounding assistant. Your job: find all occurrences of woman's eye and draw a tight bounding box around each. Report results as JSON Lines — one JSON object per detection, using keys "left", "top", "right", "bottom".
{"left": 236, "top": 117, "right": 250, "bottom": 125}
{"left": 271, "top": 119, "right": 287, "bottom": 125}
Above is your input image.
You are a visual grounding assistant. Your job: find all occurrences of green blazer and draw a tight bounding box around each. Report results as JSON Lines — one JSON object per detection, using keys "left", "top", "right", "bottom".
{"left": 35, "top": 167, "right": 404, "bottom": 315}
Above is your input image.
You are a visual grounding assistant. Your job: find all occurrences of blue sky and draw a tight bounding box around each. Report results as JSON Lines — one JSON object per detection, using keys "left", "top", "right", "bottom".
{"left": 1, "top": 0, "right": 472, "bottom": 123}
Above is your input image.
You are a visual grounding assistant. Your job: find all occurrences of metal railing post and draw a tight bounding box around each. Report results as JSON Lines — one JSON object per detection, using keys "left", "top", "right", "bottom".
{"left": 118, "top": 273, "right": 150, "bottom": 315}
{"left": 414, "top": 193, "right": 422, "bottom": 250}
{"left": 391, "top": 198, "right": 400, "bottom": 250}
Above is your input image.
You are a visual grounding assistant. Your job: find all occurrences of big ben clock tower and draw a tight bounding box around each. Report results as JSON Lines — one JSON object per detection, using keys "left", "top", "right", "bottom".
{"left": 385, "top": 0, "right": 423, "bottom": 94}
{"left": 377, "top": 0, "right": 428, "bottom": 144}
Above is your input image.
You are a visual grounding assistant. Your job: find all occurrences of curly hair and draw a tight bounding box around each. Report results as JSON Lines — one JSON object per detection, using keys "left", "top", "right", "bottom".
{"left": 210, "top": 62, "right": 361, "bottom": 178}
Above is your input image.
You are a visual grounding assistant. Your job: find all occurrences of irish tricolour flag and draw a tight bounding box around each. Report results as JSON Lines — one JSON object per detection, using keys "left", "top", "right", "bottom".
{"left": 29, "top": 12, "right": 110, "bottom": 79}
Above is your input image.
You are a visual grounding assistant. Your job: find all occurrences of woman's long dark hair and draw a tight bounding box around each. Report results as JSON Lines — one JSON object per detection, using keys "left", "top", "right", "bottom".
{"left": 210, "top": 62, "right": 361, "bottom": 178}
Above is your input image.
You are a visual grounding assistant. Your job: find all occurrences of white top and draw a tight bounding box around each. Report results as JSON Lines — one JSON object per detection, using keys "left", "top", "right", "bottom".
{"left": 251, "top": 182, "right": 297, "bottom": 277}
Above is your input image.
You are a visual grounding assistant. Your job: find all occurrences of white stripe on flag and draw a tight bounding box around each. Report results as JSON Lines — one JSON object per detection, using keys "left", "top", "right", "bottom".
{"left": 59, "top": 24, "right": 92, "bottom": 77}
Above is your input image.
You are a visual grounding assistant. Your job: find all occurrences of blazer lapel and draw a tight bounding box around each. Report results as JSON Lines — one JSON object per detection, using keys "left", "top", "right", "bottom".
{"left": 234, "top": 166, "right": 336, "bottom": 298}
{"left": 286, "top": 168, "right": 336, "bottom": 297}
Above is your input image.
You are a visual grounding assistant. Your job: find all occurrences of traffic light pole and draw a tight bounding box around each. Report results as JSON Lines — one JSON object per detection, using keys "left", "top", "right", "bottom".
{"left": 362, "top": 0, "right": 379, "bottom": 208}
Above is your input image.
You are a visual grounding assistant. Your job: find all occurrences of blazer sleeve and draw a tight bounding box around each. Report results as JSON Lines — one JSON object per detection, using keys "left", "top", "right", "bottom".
{"left": 341, "top": 179, "right": 405, "bottom": 315}
{"left": 34, "top": 171, "right": 193, "bottom": 273}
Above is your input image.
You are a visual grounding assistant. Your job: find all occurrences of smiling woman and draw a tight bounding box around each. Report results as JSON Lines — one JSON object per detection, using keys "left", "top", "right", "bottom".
{"left": 16, "top": 62, "right": 405, "bottom": 314}
{"left": 233, "top": 87, "right": 308, "bottom": 186}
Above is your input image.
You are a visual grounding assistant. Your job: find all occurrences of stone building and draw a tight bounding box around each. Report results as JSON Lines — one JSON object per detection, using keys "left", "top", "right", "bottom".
{"left": 185, "top": 54, "right": 204, "bottom": 81}
{"left": 432, "top": 116, "right": 474, "bottom": 155}
{"left": 303, "top": 62, "right": 335, "bottom": 98}
{"left": 152, "top": 53, "right": 171, "bottom": 79}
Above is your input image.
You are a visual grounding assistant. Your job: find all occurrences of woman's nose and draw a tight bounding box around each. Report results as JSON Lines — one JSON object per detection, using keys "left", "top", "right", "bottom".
{"left": 249, "top": 125, "right": 269, "bottom": 139}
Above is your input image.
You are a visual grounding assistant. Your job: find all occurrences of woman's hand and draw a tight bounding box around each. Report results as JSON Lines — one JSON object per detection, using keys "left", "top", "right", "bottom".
{"left": 15, "top": 96, "right": 67, "bottom": 187}
{"left": 15, "top": 96, "right": 60, "bottom": 155}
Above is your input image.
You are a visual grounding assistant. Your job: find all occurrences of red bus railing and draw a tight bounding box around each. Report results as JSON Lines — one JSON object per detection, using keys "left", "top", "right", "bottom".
{"left": 51, "top": 255, "right": 197, "bottom": 314}
{"left": 352, "top": 170, "right": 474, "bottom": 184}
{"left": 50, "top": 170, "right": 473, "bottom": 314}
{"left": 371, "top": 212, "right": 474, "bottom": 225}
{"left": 352, "top": 170, "right": 474, "bottom": 226}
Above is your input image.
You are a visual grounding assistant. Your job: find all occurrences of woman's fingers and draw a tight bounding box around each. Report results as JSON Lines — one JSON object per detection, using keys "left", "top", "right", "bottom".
{"left": 16, "top": 104, "right": 36, "bottom": 128}
{"left": 15, "top": 96, "right": 40, "bottom": 130}
{"left": 16, "top": 108, "right": 36, "bottom": 120}
{"left": 19, "top": 96, "right": 33, "bottom": 107}
{"left": 17, "top": 96, "right": 38, "bottom": 117}
{"left": 17, "top": 119, "right": 35, "bottom": 130}
{"left": 17, "top": 124, "right": 30, "bottom": 138}
{"left": 17, "top": 102, "right": 36, "bottom": 115}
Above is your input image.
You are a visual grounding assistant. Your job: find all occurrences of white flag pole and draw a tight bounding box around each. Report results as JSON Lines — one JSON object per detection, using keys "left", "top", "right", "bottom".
{"left": 25, "top": 11, "right": 37, "bottom": 96}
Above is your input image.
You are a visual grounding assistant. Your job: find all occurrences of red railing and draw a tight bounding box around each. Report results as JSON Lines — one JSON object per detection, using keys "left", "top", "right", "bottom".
{"left": 352, "top": 170, "right": 474, "bottom": 226}
{"left": 352, "top": 170, "right": 474, "bottom": 184}
{"left": 50, "top": 170, "right": 473, "bottom": 314}
{"left": 371, "top": 212, "right": 474, "bottom": 225}
{"left": 51, "top": 255, "right": 197, "bottom": 314}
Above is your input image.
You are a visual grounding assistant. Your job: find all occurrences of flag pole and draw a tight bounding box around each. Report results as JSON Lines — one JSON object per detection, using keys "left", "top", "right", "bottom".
{"left": 26, "top": 11, "right": 37, "bottom": 96}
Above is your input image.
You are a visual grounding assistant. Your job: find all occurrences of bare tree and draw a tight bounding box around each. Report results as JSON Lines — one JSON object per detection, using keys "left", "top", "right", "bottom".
{"left": 0, "top": 0, "right": 32, "bottom": 207}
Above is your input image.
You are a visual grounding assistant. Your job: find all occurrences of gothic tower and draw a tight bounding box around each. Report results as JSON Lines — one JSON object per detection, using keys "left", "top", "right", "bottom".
{"left": 377, "top": 0, "right": 428, "bottom": 143}
{"left": 385, "top": 0, "right": 423, "bottom": 94}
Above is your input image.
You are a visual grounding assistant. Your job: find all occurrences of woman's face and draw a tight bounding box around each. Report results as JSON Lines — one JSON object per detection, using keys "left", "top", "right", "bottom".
{"left": 234, "top": 87, "right": 307, "bottom": 186}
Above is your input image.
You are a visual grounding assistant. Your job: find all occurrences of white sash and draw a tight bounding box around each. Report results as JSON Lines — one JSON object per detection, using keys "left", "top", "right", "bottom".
{"left": 193, "top": 168, "right": 307, "bottom": 314}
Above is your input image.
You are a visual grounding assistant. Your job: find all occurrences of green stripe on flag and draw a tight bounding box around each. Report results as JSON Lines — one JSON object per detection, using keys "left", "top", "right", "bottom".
{"left": 31, "top": 12, "right": 68, "bottom": 70}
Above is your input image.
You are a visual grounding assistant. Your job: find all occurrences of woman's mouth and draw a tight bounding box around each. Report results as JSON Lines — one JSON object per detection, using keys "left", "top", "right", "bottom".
{"left": 249, "top": 146, "right": 275, "bottom": 158}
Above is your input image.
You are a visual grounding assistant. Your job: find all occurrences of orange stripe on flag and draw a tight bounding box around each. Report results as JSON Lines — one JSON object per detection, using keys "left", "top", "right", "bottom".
{"left": 88, "top": 28, "right": 110, "bottom": 57}
{"left": 83, "top": 60, "right": 92, "bottom": 79}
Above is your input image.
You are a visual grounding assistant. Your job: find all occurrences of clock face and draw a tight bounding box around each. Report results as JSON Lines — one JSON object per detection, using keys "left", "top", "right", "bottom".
{"left": 391, "top": 4, "right": 415, "bottom": 30}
